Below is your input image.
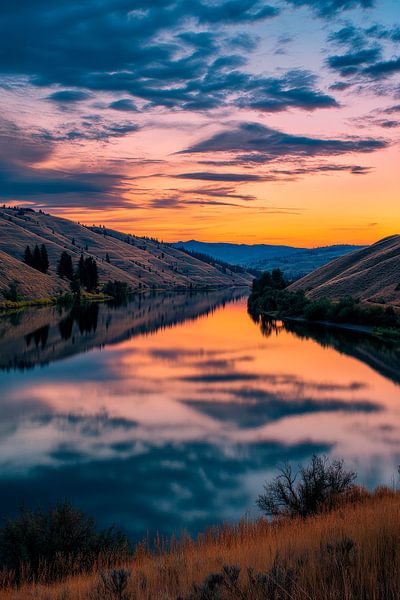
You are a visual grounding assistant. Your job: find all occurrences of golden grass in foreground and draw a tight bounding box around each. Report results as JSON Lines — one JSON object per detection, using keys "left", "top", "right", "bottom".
{"left": 1, "top": 489, "right": 399, "bottom": 599}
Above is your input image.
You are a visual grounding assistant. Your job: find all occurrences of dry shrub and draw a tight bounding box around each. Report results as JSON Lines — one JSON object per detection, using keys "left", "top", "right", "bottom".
{"left": 0, "top": 489, "right": 399, "bottom": 600}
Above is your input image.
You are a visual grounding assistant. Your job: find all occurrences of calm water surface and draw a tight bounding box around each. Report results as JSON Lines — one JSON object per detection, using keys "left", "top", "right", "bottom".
{"left": 0, "top": 291, "right": 399, "bottom": 541}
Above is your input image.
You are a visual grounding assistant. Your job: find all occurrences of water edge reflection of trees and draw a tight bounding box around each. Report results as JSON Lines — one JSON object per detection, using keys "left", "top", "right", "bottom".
{"left": 255, "top": 313, "right": 400, "bottom": 386}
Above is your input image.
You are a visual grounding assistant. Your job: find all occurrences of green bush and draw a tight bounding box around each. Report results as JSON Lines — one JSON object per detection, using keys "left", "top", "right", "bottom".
{"left": 103, "top": 280, "right": 130, "bottom": 304}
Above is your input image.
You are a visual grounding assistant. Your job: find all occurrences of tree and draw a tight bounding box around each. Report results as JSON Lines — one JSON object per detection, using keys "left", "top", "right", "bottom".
{"left": 85, "top": 257, "right": 98, "bottom": 291}
{"left": 40, "top": 244, "right": 49, "bottom": 273}
{"left": 24, "top": 245, "right": 32, "bottom": 267}
{"left": 105, "top": 253, "right": 110, "bottom": 263}
{"left": 76, "top": 255, "right": 98, "bottom": 291}
{"left": 77, "top": 254, "right": 85, "bottom": 284}
{"left": 57, "top": 251, "right": 74, "bottom": 280}
{"left": 257, "top": 455, "right": 357, "bottom": 518}
{"left": 103, "top": 280, "right": 129, "bottom": 303}
{"left": 32, "top": 244, "right": 42, "bottom": 271}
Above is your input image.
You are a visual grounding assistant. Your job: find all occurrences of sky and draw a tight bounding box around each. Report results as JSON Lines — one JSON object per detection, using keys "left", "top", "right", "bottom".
{"left": 0, "top": 0, "right": 399, "bottom": 245}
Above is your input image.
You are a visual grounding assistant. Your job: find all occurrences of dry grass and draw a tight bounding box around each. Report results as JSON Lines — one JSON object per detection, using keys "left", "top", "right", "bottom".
{"left": 1, "top": 488, "right": 399, "bottom": 599}
{"left": 0, "top": 208, "right": 251, "bottom": 299}
{"left": 289, "top": 234, "right": 400, "bottom": 305}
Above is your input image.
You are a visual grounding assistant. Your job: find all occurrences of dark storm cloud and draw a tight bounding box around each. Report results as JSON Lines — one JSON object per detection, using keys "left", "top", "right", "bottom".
{"left": 46, "top": 90, "right": 92, "bottom": 104}
{"left": 327, "top": 48, "right": 382, "bottom": 75}
{"left": 108, "top": 99, "right": 139, "bottom": 112}
{"left": 327, "top": 23, "right": 400, "bottom": 81}
{"left": 363, "top": 57, "right": 400, "bottom": 79}
{"left": 0, "top": 117, "right": 128, "bottom": 206}
{"left": 0, "top": 1, "right": 338, "bottom": 113}
{"left": 283, "top": 0, "right": 374, "bottom": 18}
{"left": 330, "top": 23, "right": 400, "bottom": 48}
{"left": 234, "top": 69, "right": 338, "bottom": 112}
{"left": 181, "top": 122, "right": 387, "bottom": 159}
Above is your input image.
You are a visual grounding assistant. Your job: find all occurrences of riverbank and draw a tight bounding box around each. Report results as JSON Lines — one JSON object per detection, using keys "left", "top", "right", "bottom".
{"left": 248, "top": 270, "right": 400, "bottom": 343}
{"left": 0, "top": 488, "right": 398, "bottom": 599}
{"left": 0, "top": 292, "right": 112, "bottom": 315}
{"left": 0, "top": 284, "right": 250, "bottom": 316}
{"left": 260, "top": 310, "right": 374, "bottom": 335}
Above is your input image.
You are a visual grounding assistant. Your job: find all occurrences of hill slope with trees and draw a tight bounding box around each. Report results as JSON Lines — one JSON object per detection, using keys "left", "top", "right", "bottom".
{"left": 0, "top": 208, "right": 252, "bottom": 300}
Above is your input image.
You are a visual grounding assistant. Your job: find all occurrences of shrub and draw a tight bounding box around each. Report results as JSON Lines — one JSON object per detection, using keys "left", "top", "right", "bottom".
{"left": 179, "top": 559, "right": 297, "bottom": 600}
{"left": 103, "top": 280, "right": 130, "bottom": 303}
{"left": 257, "top": 455, "right": 357, "bottom": 518}
{"left": 57, "top": 252, "right": 74, "bottom": 280}
{"left": 0, "top": 502, "right": 130, "bottom": 585}
{"left": 303, "top": 298, "right": 332, "bottom": 321}
{"left": 89, "top": 569, "right": 132, "bottom": 600}
{"left": 3, "top": 281, "right": 20, "bottom": 302}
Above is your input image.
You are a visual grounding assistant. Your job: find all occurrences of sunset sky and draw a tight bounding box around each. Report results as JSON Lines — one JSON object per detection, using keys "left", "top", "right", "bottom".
{"left": 0, "top": 0, "right": 399, "bottom": 245}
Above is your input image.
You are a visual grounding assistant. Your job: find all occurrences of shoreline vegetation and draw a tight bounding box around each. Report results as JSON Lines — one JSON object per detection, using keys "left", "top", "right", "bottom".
{"left": 0, "top": 456, "right": 398, "bottom": 599}
{"left": 0, "top": 284, "right": 249, "bottom": 316}
{"left": 0, "top": 208, "right": 252, "bottom": 304}
{"left": 248, "top": 269, "right": 400, "bottom": 342}
{"left": 0, "top": 240, "right": 250, "bottom": 316}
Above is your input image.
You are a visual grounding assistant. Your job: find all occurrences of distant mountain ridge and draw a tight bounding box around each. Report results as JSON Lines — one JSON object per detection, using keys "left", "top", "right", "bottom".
{"left": 0, "top": 208, "right": 252, "bottom": 300}
{"left": 174, "top": 240, "right": 364, "bottom": 278}
{"left": 289, "top": 234, "right": 400, "bottom": 306}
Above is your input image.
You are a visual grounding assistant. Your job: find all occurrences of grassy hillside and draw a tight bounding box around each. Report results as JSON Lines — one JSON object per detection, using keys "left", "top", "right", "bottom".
{"left": 0, "top": 489, "right": 398, "bottom": 599}
{"left": 289, "top": 234, "right": 400, "bottom": 306}
{"left": 0, "top": 208, "right": 252, "bottom": 300}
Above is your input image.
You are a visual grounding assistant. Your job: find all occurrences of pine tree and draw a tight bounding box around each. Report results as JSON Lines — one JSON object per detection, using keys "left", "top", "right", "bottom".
{"left": 77, "top": 254, "right": 85, "bottom": 286}
{"left": 85, "top": 257, "right": 98, "bottom": 291}
{"left": 24, "top": 245, "right": 32, "bottom": 267}
{"left": 57, "top": 251, "right": 74, "bottom": 280}
{"left": 32, "top": 244, "right": 42, "bottom": 271}
{"left": 76, "top": 255, "right": 98, "bottom": 291}
{"left": 106, "top": 253, "right": 110, "bottom": 263}
{"left": 40, "top": 244, "right": 49, "bottom": 274}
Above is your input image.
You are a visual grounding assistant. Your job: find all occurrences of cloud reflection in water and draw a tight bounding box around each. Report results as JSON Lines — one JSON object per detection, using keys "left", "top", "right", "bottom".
{"left": 0, "top": 293, "right": 399, "bottom": 540}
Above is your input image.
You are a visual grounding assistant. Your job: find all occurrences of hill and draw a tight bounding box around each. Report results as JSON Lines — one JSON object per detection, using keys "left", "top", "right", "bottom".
{"left": 289, "top": 234, "right": 400, "bottom": 305}
{"left": 0, "top": 208, "right": 252, "bottom": 300}
{"left": 174, "top": 240, "right": 363, "bottom": 278}
{"left": 174, "top": 240, "right": 298, "bottom": 265}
